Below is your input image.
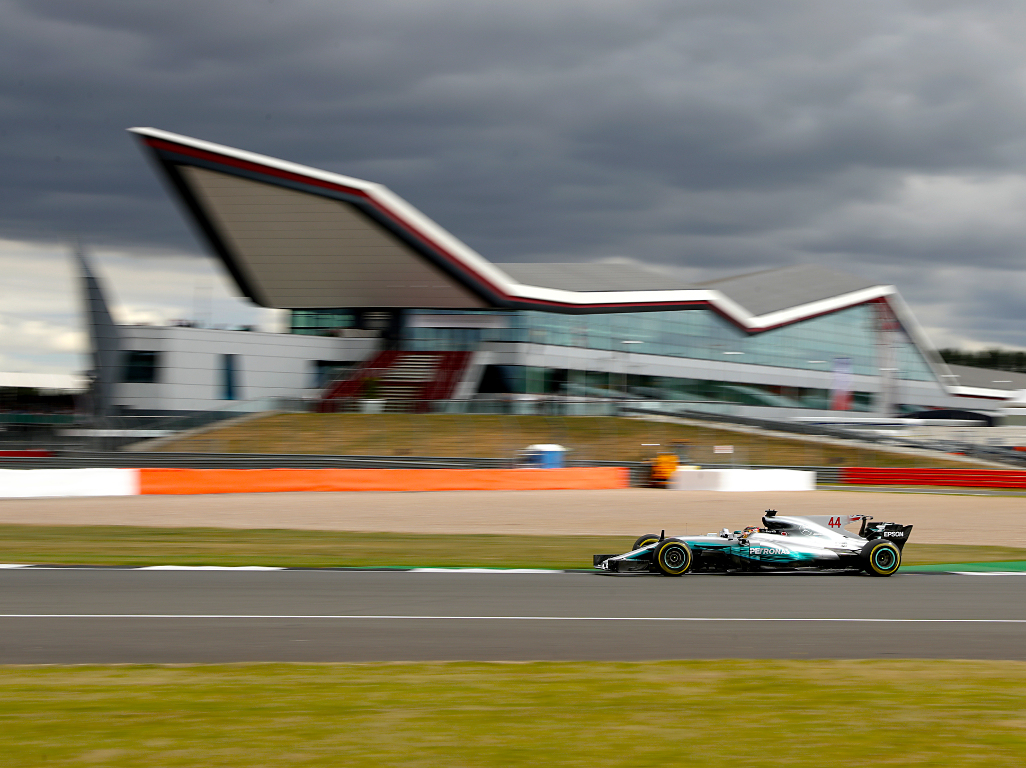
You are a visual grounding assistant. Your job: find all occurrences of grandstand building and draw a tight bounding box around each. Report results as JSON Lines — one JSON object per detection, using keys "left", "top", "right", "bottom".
{"left": 93, "top": 128, "right": 1021, "bottom": 417}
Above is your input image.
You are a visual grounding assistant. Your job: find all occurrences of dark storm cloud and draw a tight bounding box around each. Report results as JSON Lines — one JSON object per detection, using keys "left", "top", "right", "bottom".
{"left": 3, "top": 0, "right": 1026, "bottom": 346}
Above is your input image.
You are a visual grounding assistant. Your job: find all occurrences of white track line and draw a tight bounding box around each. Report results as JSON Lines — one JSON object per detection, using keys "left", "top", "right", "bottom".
{"left": 0, "top": 615, "right": 1023, "bottom": 623}
{"left": 137, "top": 565, "right": 285, "bottom": 571}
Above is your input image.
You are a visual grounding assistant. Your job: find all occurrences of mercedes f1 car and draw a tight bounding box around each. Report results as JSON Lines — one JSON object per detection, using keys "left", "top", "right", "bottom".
{"left": 593, "top": 511, "right": 912, "bottom": 577}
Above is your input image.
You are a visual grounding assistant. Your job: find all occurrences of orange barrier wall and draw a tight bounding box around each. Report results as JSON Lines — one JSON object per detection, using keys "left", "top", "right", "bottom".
{"left": 138, "top": 467, "right": 629, "bottom": 495}
{"left": 842, "top": 467, "right": 1026, "bottom": 489}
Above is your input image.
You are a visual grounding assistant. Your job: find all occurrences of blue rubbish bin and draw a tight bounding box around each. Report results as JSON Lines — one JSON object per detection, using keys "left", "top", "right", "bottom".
{"left": 523, "top": 444, "right": 566, "bottom": 468}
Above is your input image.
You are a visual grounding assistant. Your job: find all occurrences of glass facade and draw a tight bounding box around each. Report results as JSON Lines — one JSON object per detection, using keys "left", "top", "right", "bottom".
{"left": 121, "top": 351, "right": 160, "bottom": 384}
{"left": 290, "top": 303, "right": 939, "bottom": 411}
{"left": 394, "top": 304, "right": 936, "bottom": 382}
{"left": 477, "top": 364, "right": 876, "bottom": 410}
{"left": 221, "top": 354, "right": 237, "bottom": 400}
{"left": 291, "top": 309, "right": 357, "bottom": 335}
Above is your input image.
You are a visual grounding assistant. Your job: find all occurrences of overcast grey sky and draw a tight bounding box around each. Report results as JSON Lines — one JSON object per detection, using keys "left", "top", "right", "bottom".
{"left": 3, "top": 0, "right": 1026, "bottom": 373}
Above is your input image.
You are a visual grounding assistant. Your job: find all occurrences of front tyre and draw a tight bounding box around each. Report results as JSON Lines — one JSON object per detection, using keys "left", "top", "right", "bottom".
{"left": 862, "top": 539, "right": 901, "bottom": 577}
{"left": 653, "top": 538, "right": 693, "bottom": 576}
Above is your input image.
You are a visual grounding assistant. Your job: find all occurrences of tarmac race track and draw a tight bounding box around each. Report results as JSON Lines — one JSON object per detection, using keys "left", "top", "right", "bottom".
{"left": 1, "top": 569, "right": 1025, "bottom": 663}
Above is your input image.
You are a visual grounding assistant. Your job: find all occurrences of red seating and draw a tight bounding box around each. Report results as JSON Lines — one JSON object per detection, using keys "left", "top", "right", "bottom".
{"left": 320, "top": 350, "right": 473, "bottom": 412}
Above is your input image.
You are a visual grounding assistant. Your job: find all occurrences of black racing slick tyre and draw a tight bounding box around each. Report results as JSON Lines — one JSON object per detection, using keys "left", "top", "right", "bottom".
{"left": 862, "top": 539, "right": 902, "bottom": 577}
{"left": 653, "top": 538, "right": 693, "bottom": 576}
{"left": 633, "top": 533, "right": 661, "bottom": 551}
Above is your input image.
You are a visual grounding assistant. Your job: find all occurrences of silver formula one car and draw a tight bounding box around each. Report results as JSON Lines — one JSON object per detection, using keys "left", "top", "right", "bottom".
{"left": 594, "top": 511, "right": 912, "bottom": 577}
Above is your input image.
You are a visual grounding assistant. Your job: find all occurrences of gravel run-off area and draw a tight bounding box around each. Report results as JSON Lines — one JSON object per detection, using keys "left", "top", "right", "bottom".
{"left": 0, "top": 489, "right": 1023, "bottom": 548}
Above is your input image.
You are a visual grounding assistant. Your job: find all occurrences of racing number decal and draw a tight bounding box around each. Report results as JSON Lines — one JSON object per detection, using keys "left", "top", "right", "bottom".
{"left": 828, "top": 517, "right": 842, "bottom": 528}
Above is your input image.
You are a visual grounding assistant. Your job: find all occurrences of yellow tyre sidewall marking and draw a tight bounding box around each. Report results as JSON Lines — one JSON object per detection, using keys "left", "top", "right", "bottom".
{"left": 656, "top": 541, "right": 691, "bottom": 574}
{"left": 869, "top": 542, "right": 900, "bottom": 575}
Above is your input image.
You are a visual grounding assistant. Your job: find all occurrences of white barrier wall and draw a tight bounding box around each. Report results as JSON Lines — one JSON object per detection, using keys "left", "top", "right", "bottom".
{"left": 0, "top": 469, "right": 139, "bottom": 498}
{"left": 671, "top": 468, "right": 815, "bottom": 492}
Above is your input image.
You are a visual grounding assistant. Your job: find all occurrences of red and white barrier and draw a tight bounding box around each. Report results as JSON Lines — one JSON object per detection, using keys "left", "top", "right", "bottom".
{"left": 0, "top": 468, "right": 139, "bottom": 498}
{"left": 0, "top": 467, "right": 628, "bottom": 498}
{"left": 841, "top": 467, "right": 1026, "bottom": 488}
{"left": 670, "top": 468, "right": 816, "bottom": 492}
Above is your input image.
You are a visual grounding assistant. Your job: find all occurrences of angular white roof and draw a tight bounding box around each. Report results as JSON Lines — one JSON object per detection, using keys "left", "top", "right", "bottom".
{"left": 132, "top": 127, "right": 896, "bottom": 333}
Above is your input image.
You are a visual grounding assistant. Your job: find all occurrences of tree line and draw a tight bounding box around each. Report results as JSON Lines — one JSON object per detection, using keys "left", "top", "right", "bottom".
{"left": 939, "top": 348, "right": 1026, "bottom": 373}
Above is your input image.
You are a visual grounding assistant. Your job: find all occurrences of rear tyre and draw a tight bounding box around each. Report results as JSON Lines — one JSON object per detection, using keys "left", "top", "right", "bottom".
{"left": 862, "top": 539, "right": 901, "bottom": 577}
{"left": 653, "top": 538, "right": 693, "bottom": 576}
{"left": 633, "top": 533, "right": 661, "bottom": 551}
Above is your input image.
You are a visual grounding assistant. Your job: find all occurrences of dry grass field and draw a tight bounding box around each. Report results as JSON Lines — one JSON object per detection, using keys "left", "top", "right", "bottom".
{"left": 147, "top": 413, "right": 989, "bottom": 468}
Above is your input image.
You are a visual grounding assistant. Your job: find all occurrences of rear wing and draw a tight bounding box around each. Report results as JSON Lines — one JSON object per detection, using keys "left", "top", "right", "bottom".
{"left": 862, "top": 521, "right": 914, "bottom": 550}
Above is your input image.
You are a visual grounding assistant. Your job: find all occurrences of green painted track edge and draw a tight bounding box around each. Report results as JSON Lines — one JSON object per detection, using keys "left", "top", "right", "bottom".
{"left": 901, "top": 560, "right": 1026, "bottom": 573}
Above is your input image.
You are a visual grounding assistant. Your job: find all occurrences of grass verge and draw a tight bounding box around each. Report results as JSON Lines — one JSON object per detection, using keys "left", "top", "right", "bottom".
{"left": 149, "top": 412, "right": 992, "bottom": 468}
{"left": 0, "top": 524, "right": 1022, "bottom": 569}
{"left": 1, "top": 661, "right": 1024, "bottom": 767}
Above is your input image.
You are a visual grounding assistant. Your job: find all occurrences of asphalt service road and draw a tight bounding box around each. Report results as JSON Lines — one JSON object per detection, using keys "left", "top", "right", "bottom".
{"left": 1, "top": 569, "right": 1024, "bottom": 663}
